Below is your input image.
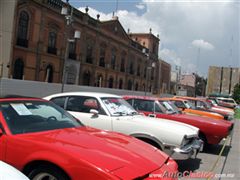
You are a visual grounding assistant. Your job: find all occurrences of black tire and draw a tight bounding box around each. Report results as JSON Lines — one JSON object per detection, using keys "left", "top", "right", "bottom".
{"left": 27, "top": 164, "right": 69, "bottom": 180}
{"left": 199, "top": 133, "right": 210, "bottom": 151}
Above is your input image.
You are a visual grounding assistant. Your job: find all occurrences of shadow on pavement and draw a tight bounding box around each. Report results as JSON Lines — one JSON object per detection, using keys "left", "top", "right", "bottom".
{"left": 203, "top": 144, "right": 231, "bottom": 156}
{"left": 177, "top": 158, "right": 201, "bottom": 173}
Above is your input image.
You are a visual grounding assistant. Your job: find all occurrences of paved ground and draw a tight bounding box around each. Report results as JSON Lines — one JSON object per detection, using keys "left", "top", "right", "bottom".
{"left": 177, "top": 118, "right": 239, "bottom": 180}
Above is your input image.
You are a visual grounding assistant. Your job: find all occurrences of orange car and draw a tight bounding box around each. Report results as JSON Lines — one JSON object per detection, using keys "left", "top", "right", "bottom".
{"left": 160, "top": 97, "right": 224, "bottom": 120}
{"left": 174, "top": 96, "right": 234, "bottom": 120}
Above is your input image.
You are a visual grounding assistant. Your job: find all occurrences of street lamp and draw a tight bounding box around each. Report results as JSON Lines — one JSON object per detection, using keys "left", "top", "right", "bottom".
{"left": 145, "top": 62, "right": 155, "bottom": 96}
{"left": 61, "top": 1, "right": 80, "bottom": 92}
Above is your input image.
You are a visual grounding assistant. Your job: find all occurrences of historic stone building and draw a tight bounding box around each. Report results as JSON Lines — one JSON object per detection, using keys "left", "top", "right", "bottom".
{"left": 4, "top": 0, "right": 163, "bottom": 94}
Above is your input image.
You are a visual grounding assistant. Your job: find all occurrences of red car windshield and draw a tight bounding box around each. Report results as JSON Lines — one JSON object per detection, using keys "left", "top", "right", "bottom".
{"left": 0, "top": 100, "right": 82, "bottom": 135}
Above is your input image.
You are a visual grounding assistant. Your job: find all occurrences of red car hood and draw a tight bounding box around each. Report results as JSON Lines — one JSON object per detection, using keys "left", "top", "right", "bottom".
{"left": 20, "top": 127, "right": 169, "bottom": 178}
{"left": 172, "top": 113, "right": 233, "bottom": 127}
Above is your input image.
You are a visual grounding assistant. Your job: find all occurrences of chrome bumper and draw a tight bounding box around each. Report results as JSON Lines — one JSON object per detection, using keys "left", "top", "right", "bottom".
{"left": 171, "top": 139, "right": 204, "bottom": 160}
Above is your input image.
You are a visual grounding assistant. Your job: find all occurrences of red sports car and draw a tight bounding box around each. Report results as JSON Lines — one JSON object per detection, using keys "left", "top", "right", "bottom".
{"left": 123, "top": 95, "right": 233, "bottom": 146}
{"left": 0, "top": 97, "right": 178, "bottom": 180}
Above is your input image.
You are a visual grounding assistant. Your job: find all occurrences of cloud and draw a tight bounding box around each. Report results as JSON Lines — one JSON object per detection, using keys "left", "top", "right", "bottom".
{"left": 136, "top": 3, "right": 145, "bottom": 10}
{"left": 191, "top": 39, "right": 215, "bottom": 50}
{"left": 159, "top": 49, "right": 182, "bottom": 66}
{"left": 159, "top": 48, "right": 197, "bottom": 73}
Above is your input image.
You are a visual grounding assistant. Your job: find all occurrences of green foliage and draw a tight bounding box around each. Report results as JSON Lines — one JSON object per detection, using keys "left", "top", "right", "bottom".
{"left": 232, "top": 83, "right": 240, "bottom": 104}
{"left": 235, "top": 109, "right": 240, "bottom": 120}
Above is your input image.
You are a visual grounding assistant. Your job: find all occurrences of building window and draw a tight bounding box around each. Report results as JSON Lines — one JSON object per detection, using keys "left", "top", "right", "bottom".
{"left": 16, "top": 11, "right": 29, "bottom": 47}
{"left": 127, "top": 80, "right": 132, "bottom": 90}
{"left": 96, "top": 74, "right": 103, "bottom": 87}
{"left": 119, "top": 79, "right": 123, "bottom": 89}
{"left": 68, "top": 41, "right": 76, "bottom": 60}
{"left": 144, "top": 66, "right": 147, "bottom": 78}
{"left": 13, "top": 59, "right": 24, "bottom": 79}
{"left": 120, "top": 57, "right": 125, "bottom": 72}
{"left": 111, "top": 49, "right": 116, "bottom": 70}
{"left": 83, "top": 71, "right": 91, "bottom": 86}
{"left": 45, "top": 64, "right": 53, "bottom": 83}
{"left": 108, "top": 77, "right": 114, "bottom": 88}
{"left": 129, "top": 62, "right": 134, "bottom": 75}
{"left": 86, "top": 44, "right": 93, "bottom": 64}
{"left": 48, "top": 32, "right": 57, "bottom": 54}
{"left": 99, "top": 46, "right": 106, "bottom": 67}
{"left": 137, "top": 64, "right": 140, "bottom": 76}
{"left": 135, "top": 83, "right": 138, "bottom": 91}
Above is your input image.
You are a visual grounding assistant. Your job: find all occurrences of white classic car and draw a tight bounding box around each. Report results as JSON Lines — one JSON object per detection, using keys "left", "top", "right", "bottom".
{"left": 44, "top": 92, "right": 203, "bottom": 160}
{"left": 0, "top": 161, "right": 29, "bottom": 180}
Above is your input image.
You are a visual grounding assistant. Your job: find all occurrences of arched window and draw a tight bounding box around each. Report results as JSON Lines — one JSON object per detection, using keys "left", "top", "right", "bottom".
{"left": 66, "top": 65, "right": 77, "bottom": 84}
{"left": 119, "top": 79, "right": 123, "bottom": 89}
{"left": 111, "top": 49, "right": 116, "bottom": 70}
{"left": 143, "top": 83, "right": 145, "bottom": 91}
{"left": 17, "top": 11, "right": 29, "bottom": 47}
{"left": 13, "top": 59, "right": 24, "bottom": 79}
{"left": 108, "top": 77, "right": 114, "bottom": 88}
{"left": 82, "top": 71, "right": 91, "bottom": 86}
{"left": 96, "top": 74, "right": 103, "bottom": 87}
{"left": 45, "top": 64, "right": 53, "bottom": 83}
{"left": 48, "top": 31, "right": 57, "bottom": 54}
{"left": 135, "top": 82, "right": 138, "bottom": 91}
{"left": 127, "top": 80, "right": 132, "bottom": 90}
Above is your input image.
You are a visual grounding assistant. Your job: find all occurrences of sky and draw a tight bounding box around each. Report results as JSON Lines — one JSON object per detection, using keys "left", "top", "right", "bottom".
{"left": 69, "top": 0, "right": 239, "bottom": 77}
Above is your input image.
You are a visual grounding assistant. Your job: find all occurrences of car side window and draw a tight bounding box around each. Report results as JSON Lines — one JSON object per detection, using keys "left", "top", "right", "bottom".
{"left": 51, "top": 97, "right": 67, "bottom": 108}
{"left": 66, "top": 96, "right": 83, "bottom": 112}
{"left": 174, "top": 101, "right": 185, "bottom": 108}
{"left": 133, "top": 99, "right": 154, "bottom": 112}
{"left": 66, "top": 96, "right": 106, "bottom": 115}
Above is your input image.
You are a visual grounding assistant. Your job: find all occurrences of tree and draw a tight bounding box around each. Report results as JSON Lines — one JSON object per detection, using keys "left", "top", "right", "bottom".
{"left": 232, "top": 83, "right": 240, "bottom": 104}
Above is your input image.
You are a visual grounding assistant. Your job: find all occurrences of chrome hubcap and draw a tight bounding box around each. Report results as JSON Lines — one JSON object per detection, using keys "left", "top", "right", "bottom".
{"left": 33, "top": 173, "right": 57, "bottom": 180}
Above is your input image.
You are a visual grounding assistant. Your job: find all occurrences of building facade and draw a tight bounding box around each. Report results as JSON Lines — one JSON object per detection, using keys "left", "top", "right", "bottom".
{"left": 3, "top": 0, "right": 163, "bottom": 94}
{"left": 207, "top": 66, "right": 240, "bottom": 95}
{"left": 159, "top": 60, "right": 171, "bottom": 94}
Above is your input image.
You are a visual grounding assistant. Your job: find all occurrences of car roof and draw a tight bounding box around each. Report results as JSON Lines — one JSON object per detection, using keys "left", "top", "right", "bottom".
{"left": 122, "top": 95, "right": 158, "bottom": 101}
{"left": 45, "top": 92, "right": 121, "bottom": 99}
{"left": 174, "top": 96, "right": 207, "bottom": 102}
{"left": 159, "top": 97, "right": 185, "bottom": 101}
{"left": 0, "top": 95, "right": 45, "bottom": 102}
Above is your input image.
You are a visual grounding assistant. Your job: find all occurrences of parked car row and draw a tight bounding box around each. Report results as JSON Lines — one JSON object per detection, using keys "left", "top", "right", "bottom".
{"left": 0, "top": 93, "right": 234, "bottom": 179}
{"left": 123, "top": 95, "right": 233, "bottom": 146}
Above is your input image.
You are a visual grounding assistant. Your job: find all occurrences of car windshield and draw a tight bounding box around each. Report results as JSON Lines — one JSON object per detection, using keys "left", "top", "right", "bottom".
{"left": 159, "top": 101, "right": 180, "bottom": 114}
{"left": 101, "top": 97, "right": 138, "bottom": 116}
{"left": 0, "top": 100, "right": 83, "bottom": 135}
